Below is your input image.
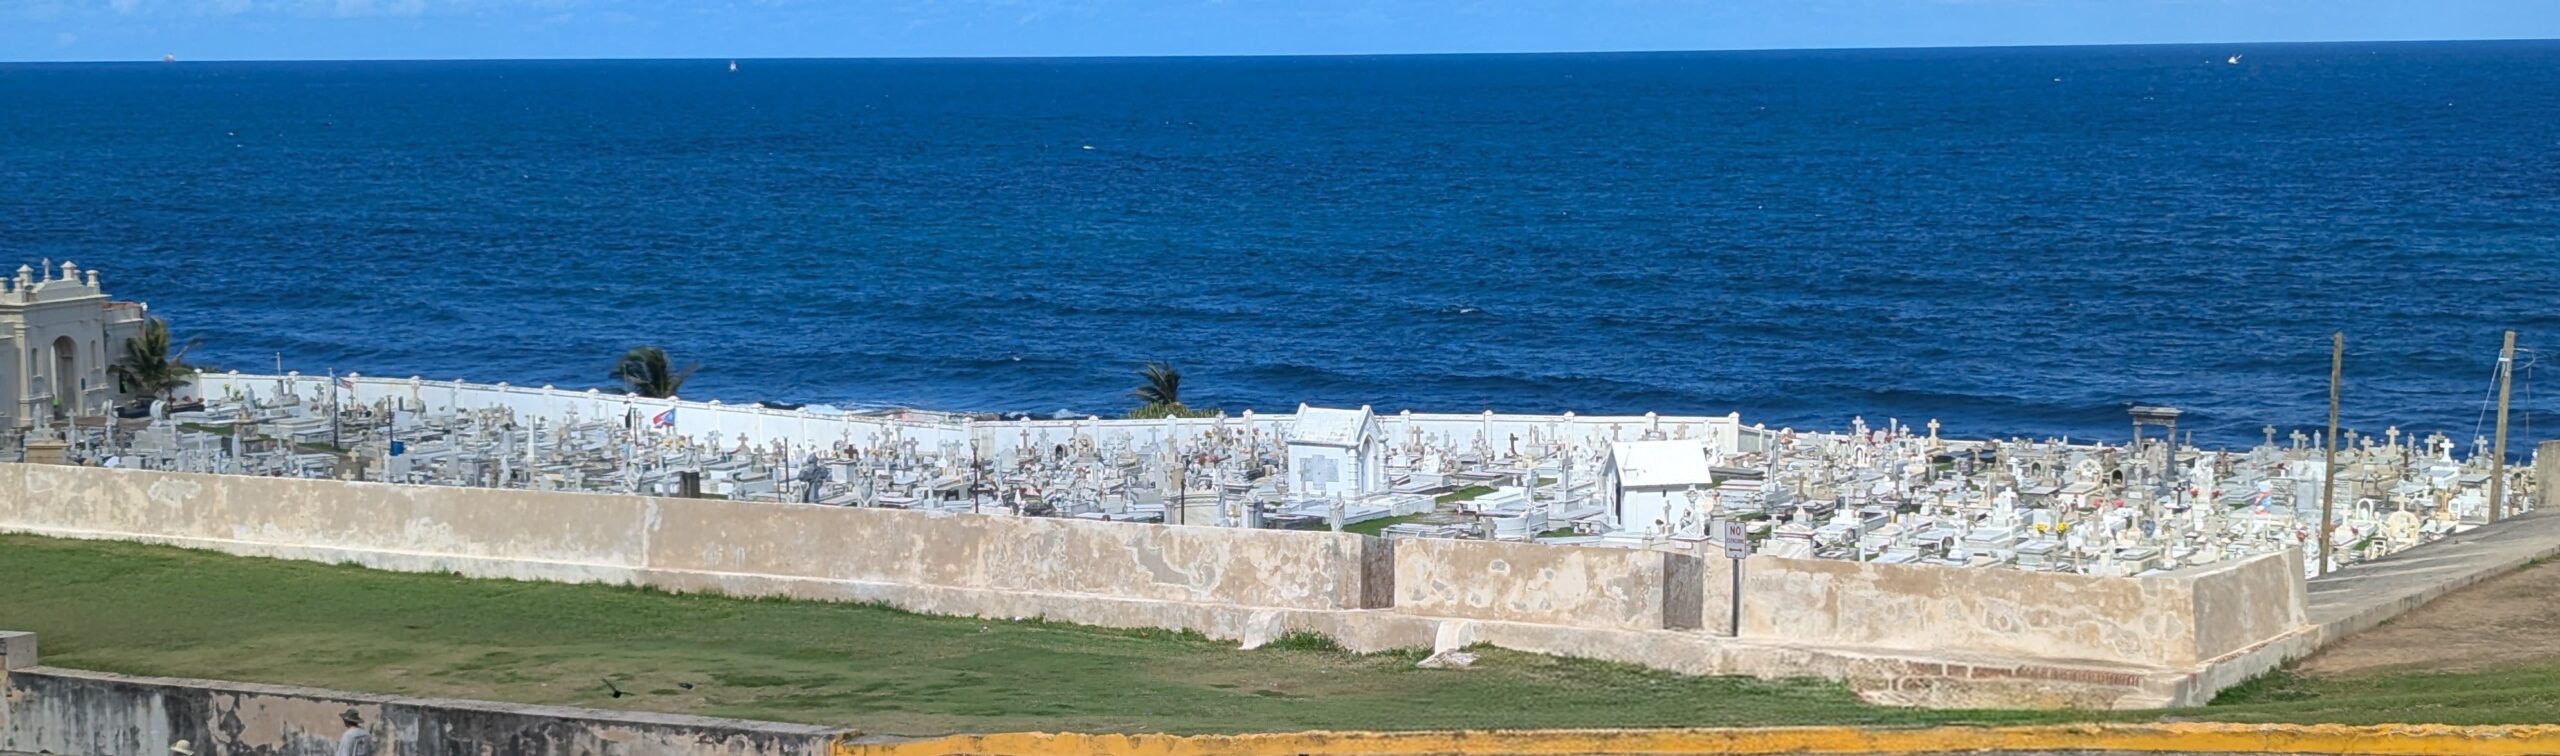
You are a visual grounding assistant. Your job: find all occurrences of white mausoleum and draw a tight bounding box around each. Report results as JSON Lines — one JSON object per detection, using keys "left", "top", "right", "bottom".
{"left": 1602, "top": 438, "right": 1716, "bottom": 535}
{"left": 1287, "top": 404, "right": 1385, "bottom": 499}
{"left": 0, "top": 261, "right": 152, "bottom": 430}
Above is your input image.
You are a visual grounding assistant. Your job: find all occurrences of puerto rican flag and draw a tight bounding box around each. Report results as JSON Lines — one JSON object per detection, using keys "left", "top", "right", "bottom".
{"left": 335, "top": 375, "right": 353, "bottom": 390}
{"left": 651, "top": 408, "right": 677, "bottom": 428}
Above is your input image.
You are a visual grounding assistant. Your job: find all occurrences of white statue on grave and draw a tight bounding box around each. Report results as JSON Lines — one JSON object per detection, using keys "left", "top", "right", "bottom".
{"left": 2384, "top": 507, "right": 2421, "bottom": 545}
{"left": 2188, "top": 454, "right": 2217, "bottom": 505}
{"left": 2113, "top": 512, "right": 2145, "bottom": 549}
{"left": 2071, "top": 457, "right": 2100, "bottom": 484}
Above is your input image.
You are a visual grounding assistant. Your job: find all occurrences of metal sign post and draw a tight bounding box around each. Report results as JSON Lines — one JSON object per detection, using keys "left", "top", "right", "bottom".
{"left": 1718, "top": 519, "right": 1748, "bottom": 637}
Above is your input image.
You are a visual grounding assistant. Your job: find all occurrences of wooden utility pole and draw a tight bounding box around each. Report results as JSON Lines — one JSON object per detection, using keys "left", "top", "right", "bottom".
{"left": 2491, "top": 330, "right": 2517, "bottom": 522}
{"left": 2321, "top": 332, "right": 2342, "bottom": 576}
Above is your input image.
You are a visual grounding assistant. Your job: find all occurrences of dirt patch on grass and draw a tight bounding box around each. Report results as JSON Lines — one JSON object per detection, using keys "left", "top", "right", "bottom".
{"left": 2298, "top": 557, "right": 2560, "bottom": 676}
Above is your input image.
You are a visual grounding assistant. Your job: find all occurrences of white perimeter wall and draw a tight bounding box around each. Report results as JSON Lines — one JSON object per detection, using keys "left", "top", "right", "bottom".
{"left": 188, "top": 373, "right": 1766, "bottom": 460}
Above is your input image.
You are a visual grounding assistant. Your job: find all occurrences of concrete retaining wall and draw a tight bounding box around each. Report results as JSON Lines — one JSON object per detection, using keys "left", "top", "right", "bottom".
{"left": 0, "top": 464, "right": 1377, "bottom": 625}
{"left": 2187, "top": 550, "right": 2307, "bottom": 662}
{"left": 642, "top": 495, "right": 1374, "bottom": 611}
{"left": 1391, "top": 538, "right": 1705, "bottom": 631}
{"left": 1737, "top": 554, "right": 2204, "bottom": 668}
{"left": 6, "top": 463, "right": 656, "bottom": 584}
{"left": 0, "top": 464, "right": 2313, "bottom": 708}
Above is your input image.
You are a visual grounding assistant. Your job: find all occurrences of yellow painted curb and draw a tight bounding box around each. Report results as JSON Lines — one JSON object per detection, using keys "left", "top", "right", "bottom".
{"left": 834, "top": 723, "right": 2560, "bottom": 756}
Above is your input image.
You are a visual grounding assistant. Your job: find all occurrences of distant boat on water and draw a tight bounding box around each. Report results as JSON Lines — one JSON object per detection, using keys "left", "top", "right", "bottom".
{"left": 2227, "top": 54, "right": 2243, "bottom": 65}
{"left": 729, "top": 60, "right": 738, "bottom": 73}
{"left": 162, "top": 53, "right": 176, "bottom": 63}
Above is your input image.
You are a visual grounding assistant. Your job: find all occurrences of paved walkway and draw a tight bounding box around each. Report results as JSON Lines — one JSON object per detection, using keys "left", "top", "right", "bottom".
{"left": 2305, "top": 508, "right": 2560, "bottom": 639}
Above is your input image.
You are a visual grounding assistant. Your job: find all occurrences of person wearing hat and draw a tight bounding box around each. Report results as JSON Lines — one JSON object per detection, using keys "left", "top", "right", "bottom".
{"left": 168, "top": 740, "right": 196, "bottom": 755}
{"left": 335, "top": 708, "right": 377, "bottom": 756}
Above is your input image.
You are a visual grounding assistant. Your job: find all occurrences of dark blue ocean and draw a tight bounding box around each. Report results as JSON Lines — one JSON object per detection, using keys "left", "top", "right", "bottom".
{"left": 6, "top": 41, "right": 2559, "bottom": 448}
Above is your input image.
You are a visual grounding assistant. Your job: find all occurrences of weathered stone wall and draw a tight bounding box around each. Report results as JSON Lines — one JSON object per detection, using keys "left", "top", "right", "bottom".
{"left": 2185, "top": 550, "right": 2306, "bottom": 662}
{"left": 0, "top": 464, "right": 652, "bottom": 585}
{"left": 1390, "top": 537, "right": 1703, "bottom": 631}
{"left": 0, "top": 464, "right": 2317, "bottom": 709}
{"left": 641, "top": 496, "right": 1374, "bottom": 611}
{"left": 0, "top": 466, "right": 1381, "bottom": 644}
{"left": 0, "top": 658, "right": 837, "bottom": 756}
{"left": 1736, "top": 555, "right": 2205, "bottom": 668}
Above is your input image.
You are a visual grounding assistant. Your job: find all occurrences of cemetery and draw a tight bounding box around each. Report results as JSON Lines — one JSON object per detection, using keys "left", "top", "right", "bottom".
{"left": 4, "top": 260, "right": 2553, "bottom": 712}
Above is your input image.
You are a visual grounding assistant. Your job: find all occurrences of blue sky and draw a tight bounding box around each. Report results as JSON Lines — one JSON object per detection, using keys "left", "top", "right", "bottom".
{"left": 4, "top": 0, "right": 2556, "bottom": 62}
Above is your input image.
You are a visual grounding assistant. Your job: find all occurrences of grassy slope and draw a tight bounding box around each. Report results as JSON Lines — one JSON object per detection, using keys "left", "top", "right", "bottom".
{"left": 2195, "top": 663, "right": 2560, "bottom": 726}
{"left": 3, "top": 534, "right": 2553, "bottom": 735}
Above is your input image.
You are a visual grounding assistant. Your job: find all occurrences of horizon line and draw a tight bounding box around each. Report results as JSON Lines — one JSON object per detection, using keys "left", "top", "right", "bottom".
{"left": 8, "top": 36, "right": 2557, "bottom": 65}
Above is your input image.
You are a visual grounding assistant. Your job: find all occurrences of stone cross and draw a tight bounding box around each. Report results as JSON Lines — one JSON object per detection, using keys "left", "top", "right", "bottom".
{"left": 1927, "top": 418, "right": 1941, "bottom": 444}
{"left": 2385, "top": 426, "right": 2400, "bottom": 449}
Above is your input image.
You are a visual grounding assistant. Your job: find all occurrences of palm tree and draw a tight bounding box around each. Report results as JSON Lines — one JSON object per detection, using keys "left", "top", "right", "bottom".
{"left": 1129, "top": 361, "right": 1213, "bottom": 419}
{"left": 611, "top": 346, "right": 697, "bottom": 399}
{"left": 1133, "top": 361, "right": 1181, "bottom": 409}
{"left": 109, "top": 316, "right": 197, "bottom": 400}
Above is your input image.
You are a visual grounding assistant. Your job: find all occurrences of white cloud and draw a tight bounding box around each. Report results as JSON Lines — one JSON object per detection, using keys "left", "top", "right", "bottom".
{"left": 53, "top": 30, "right": 78, "bottom": 46}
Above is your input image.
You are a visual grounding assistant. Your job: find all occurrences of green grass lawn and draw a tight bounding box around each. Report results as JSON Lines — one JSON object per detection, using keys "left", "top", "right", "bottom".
{"left": 2190, "top": 664, "right": 2560, "bottom": 726}
{"left": 1343, "top": 514, "right": 1428, "bottom": 537}
{"left": 2, "top": 534, "right": 2555, "bottom": 736}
